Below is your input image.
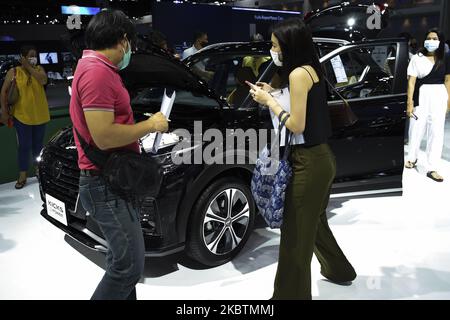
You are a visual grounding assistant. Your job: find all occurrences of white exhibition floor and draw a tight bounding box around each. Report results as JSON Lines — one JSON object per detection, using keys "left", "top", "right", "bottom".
{"left": 1, "top": 149, "right": 450, "bottom": 300}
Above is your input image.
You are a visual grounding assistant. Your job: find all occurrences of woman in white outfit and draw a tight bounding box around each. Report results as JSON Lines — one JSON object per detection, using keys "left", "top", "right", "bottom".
{"left": 405, "top": 29, "right": 450, "bottom": 182}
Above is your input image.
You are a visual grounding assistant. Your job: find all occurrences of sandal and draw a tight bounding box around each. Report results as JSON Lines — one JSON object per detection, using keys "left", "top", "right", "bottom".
{"left": 427, "top": 171, "right": 444, "bottom": 183}
{"left": 404, "top": 160, "right": 417, "bottom": 169}
{"left": 15, "top": 179, "right": 27, "bottom": 189}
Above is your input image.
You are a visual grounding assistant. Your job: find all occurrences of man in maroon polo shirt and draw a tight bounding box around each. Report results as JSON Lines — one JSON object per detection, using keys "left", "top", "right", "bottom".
{"left": 70, "top": 10, "right": 168, "bottom": 300}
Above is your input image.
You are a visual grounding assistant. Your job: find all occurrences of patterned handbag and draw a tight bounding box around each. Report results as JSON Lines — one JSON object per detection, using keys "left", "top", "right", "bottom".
{"left": 251, "top": 113, "right": 292, "bottom": 229}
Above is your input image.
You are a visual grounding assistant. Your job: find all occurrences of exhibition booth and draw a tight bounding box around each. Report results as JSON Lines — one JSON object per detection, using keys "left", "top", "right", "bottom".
{"left": 0, "top": 0, "right": 450, "bottom": 303}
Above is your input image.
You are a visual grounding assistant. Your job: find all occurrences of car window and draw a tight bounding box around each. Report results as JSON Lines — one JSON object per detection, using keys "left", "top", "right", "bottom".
{"left": 323, "top": 44, "right": 397, "bottom": 100}
{"left": 190, "top": 54, "right": 271, "bottom": 107}
{"left": 131, "top": 87, "right": 220, "bottom": 109}
{"left": 315, "top": 42, "right": 342, "bottom": 58}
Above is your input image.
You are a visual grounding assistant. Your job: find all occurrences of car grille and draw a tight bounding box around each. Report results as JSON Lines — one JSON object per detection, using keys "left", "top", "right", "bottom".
{"left": 39, "top": 145, "right": 80, "bottom": 212}
{"left": 140, "top": 197, "right": 161, "bottom": 236}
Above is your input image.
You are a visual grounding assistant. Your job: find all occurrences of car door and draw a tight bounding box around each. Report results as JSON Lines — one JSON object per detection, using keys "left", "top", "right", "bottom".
{"left": 320, "top": 39, "right": 408, "bottom": 182}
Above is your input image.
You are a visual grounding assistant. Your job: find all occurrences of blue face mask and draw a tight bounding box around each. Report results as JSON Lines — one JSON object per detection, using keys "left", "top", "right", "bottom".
{"left": 424, "top": 40, "right": 440, "bottom": 53}
{"left": 117, "top": 40, "right": 131, "bottom": 70}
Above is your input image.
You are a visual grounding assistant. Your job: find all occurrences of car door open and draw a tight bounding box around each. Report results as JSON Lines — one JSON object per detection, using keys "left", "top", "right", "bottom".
{"left": 321, "top": 39, "right": 408, "bottom": 186}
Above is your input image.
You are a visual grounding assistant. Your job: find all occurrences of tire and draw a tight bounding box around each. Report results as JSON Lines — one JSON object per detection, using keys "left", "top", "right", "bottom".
{"left": 186, "top": 177, "right": 255, "bottom": 267}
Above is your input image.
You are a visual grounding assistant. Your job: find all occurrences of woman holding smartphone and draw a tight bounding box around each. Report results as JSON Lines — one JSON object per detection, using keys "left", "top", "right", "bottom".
{"left": 249, "top": 18, "right": 356, "bottom": 300}
{"left": 405, "top": 28, "right": 450, "bottom": 182}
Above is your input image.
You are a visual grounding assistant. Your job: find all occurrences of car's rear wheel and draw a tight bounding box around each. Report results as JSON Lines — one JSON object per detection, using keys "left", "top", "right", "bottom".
{"left": 186, "top": 177, "right": 255, "bottom": 267}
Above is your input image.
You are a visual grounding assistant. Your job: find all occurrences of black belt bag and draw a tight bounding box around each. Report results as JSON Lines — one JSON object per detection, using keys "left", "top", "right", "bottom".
{"left": 102, "top": 150, "right": 162, "bottom": 199}
{"left": 75, "top": 128, "right": 163, "bottom": 202}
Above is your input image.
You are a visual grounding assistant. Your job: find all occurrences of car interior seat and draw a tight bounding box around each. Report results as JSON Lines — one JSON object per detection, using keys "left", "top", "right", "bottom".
{"left": 227, "top": 66, "right": 256, "bottom": 106}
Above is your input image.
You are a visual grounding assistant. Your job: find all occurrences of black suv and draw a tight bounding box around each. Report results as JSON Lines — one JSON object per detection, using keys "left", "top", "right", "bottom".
{"left": 37, "top": 31, "right": 408, "bottom": 267}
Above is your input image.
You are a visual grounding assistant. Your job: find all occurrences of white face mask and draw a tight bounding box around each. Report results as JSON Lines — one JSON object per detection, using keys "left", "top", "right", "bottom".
{"left": 270, "top": 49, "right": 283, "bottom": 67}
{"left": 424, "top": 40, "right": 440, "bottom": 53}
{"left": 28, "top": 57, "right": 38, "bottom": 66}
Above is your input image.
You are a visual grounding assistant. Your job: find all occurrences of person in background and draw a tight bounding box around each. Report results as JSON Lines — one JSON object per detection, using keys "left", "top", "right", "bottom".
{"left": 150, "top": 30, "right": 168, "bottom": 50}
{"left": 251, "top": 33, "right": 264, "bottom": 42}
{"left": 183, "top": 31, "right": 214, "bottom": 81}
{"left": 0, "top": 45, "right": 49, "bottom": 189}
{"left": 71, "top": 9, "right": 168, "bottom": 300}
{"left": 405, "top": 29, "right": 450, "bottom": 182}
{"left": 243, "top": 33, "right": 271, "bottom": 77}
{"left": 398, "top": 32, "right": 417, "bottom": 60}
{"left": 227, "top": 33, "right": 271, "bottom": 104}
{"left": 250, "top": 18, "right": 356, "bottom": 300}
{"left": 410, "top": 37, "right": 418, "bottom": 57}
{"left": 182, "top": 30, "right": 209, "bottom": 60}
{"left": 149, "top": 30, "right": 180, "bottom": 59}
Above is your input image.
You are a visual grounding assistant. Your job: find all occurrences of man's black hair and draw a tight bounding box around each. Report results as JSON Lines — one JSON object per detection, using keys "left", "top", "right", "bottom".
{"left": 150, "top": 30, "right": 167, "bottom": 48}
{"left": 193, "top": 31, "right": 207, "bottom": 43}
{"left": 85, "top": 9, "right": 136, "bottom": 50}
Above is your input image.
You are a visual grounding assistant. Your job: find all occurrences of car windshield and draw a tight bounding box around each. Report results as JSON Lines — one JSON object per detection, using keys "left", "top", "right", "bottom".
{"left": 189, "top": 53, "right": 272, "bottom": 107}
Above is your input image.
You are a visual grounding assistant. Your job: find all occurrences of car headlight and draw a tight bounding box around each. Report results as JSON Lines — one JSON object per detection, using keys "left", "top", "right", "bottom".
{"left": 36, "top": 148, "right": 44, "bottom": 163}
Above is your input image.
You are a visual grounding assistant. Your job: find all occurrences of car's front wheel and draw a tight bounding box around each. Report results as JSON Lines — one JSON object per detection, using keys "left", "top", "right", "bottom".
{"left": 186, "top": 177, "right": 255, "bottom": 267}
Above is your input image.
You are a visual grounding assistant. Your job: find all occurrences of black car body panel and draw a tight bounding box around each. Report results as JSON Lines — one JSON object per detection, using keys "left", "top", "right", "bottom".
{"left": 304, "top": 2, "right": 390, "bottom": 41}
{"left": 37, "top": 33, "right": 407, "bottom": 259}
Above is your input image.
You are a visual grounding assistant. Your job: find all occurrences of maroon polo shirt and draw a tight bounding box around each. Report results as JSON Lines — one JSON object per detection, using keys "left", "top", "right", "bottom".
{"left": 69, "top": 50, "right": 139, "bottom": 170}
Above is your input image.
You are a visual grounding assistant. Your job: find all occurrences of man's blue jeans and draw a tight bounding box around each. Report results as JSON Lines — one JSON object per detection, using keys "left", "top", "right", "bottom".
{"left": 78, "top": 174, "right": 145, "bottom": 300}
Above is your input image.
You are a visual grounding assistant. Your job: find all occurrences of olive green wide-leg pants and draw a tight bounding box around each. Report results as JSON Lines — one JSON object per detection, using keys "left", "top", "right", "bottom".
{"left": 272, "top": 144, "right": 357, "bottom": 300}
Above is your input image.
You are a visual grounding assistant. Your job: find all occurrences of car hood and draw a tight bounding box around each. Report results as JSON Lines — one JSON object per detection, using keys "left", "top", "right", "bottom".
{"left": 62, "top": 34, "right": 218, "bottom": 102}
{"left": 120, "top": 49, "right": 213, "bottom": 98}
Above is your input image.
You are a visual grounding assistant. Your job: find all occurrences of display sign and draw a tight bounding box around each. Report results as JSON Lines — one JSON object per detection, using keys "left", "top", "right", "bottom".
{"left": 61, "top": 5, "right": 101, "bottom": 16}
{"left": 330, "top": 55, "right": 348, "bottom": 84}
{"left": 39, "top": 52, "right": 58, "bottom": 65}
{"left": 46, "top": 194, "right": 67, "bottom": 226}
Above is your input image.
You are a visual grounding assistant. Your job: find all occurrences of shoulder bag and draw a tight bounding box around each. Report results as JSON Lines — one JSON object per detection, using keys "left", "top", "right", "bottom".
{"left": 75, "top": 128, "right": 163, "bottom": 205}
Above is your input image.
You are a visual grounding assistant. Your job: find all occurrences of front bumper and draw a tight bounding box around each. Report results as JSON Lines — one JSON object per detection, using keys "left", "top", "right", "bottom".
{"left": 40, "top": 207, "right": 185, "bottom": 257}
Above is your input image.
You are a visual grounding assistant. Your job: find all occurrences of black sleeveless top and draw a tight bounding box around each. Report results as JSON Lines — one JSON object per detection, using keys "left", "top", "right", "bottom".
{"left": 420, "top": 53, "right": 450, "bottom": 84}
{"left": 296, "top": 67, "right": 332, "bottom": 147}
{"left": 413, "top": 55, "right": 450, "bottom": 105}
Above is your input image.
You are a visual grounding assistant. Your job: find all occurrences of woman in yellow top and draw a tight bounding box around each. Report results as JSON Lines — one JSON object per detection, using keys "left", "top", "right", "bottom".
{"left": 0, "top": 45, "right": 50, "bottom": 189}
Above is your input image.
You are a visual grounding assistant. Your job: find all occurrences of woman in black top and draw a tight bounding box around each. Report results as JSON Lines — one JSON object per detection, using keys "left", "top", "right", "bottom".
{"left": 250, "top": 18, "right": 356, "bottom": 300}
